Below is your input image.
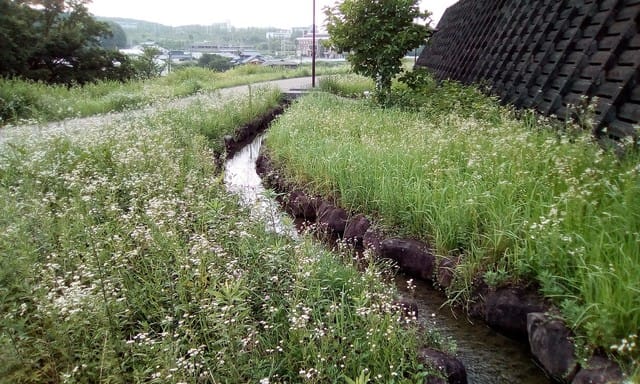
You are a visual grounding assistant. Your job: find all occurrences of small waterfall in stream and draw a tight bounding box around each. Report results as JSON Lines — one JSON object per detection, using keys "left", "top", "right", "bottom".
{"left": 224, "top": 134, "right": 298, "bottom": 239}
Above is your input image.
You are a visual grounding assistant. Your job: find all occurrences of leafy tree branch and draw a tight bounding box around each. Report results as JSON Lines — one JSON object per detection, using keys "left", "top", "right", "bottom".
{"left": 324, "top": 0, "right": 432, "bottom": 104}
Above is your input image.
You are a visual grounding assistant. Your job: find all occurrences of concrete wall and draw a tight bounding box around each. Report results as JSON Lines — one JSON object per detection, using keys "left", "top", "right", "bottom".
{"left": 417, "top": 0, "right": 640, "bottom": 139}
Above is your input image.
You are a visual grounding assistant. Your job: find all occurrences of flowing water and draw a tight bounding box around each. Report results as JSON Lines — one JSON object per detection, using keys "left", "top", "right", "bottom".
{"left": 224, "top": 134, "right": 553, "bottom": 384}
{"left": 395, "top": 276, "right": 551, "bottom": 384}
{"left": 224, "top": 134, "right": 298, "bottom": 238}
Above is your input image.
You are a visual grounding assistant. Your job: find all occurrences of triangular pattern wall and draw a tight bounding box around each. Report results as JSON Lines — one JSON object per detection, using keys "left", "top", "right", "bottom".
{"left": 417, "top": 0, "right": 640, "bottom": 139}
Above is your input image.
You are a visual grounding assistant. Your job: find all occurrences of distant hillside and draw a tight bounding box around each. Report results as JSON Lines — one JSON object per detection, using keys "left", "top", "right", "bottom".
{"left": 98, "top": 17, "right": 307, "bottom": 53}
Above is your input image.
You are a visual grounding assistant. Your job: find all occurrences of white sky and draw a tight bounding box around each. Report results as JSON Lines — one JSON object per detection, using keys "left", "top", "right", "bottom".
{"left": 87, "top": 0, "right": 458, "bottom": 29}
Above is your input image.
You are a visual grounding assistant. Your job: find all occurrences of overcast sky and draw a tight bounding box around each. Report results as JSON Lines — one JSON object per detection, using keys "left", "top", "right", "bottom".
{"left": 87, "top": 0, "right": 458, "bottom": 29}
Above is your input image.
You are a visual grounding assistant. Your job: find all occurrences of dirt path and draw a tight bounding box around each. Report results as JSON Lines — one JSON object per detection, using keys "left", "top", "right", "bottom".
{"left": 0, "top": 77, "right": 316, "bottom": 146}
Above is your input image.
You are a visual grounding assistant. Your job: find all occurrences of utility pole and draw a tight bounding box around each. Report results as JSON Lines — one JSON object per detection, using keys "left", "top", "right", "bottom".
{"left": 312, "top": 0, "right": 316, "bottom": 87}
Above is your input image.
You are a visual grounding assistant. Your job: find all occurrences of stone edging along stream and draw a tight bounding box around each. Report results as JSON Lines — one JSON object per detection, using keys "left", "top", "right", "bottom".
{"left": 218, "top": 97, "right": 626, "bottom": 384}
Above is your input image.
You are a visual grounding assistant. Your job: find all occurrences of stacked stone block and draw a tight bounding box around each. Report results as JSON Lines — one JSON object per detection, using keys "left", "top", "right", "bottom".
{"left": 417, "top": 0, "right": 640, "bottom": 139}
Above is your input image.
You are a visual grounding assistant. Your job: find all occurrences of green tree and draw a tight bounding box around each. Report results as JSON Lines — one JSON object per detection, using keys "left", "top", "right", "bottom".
{"left": 0, "top": 0, "right": 39, "bottom": 77}
{"left": 0, "top": 0, "right": 133, "bottom": 84}
{"left": 198, "top": 53, "right": 234, "bottom": 72}
{"left": 130, "top": 47, "right": 165, "bottom": 79}
{"left": 100, "top": 21, "right": 128, "bottom": 50}
{"left": 324, "top": 0, "right": 431, "bottom": 103}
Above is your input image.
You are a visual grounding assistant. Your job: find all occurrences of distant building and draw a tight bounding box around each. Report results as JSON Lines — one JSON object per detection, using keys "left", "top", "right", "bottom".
{"left": 266, "top": 30, "right": 292, "bottom": 39}
{"left": 167, "top": 50, "right": 194, "bottom": 62}
{"left": 115, "top": 21, "right": 139, "bottom": 30}
{"left": 120, "top": 41, "right": 167, "bottom": 57}
{"left": 190, "top": 42, "right": 255, "bottom": 55}
{"left": 291, "top": 26, "right": 309, "bottom": 36}
{"left": 263, "top": 59, "right": 299, "bottom": 69}
{"left": 296, "top": 31, "right": 340, "bottom": 58}
{"left": 241, "top": 55, "right": 267, "bottom": 65}
{"left": 210, "top": 21, "right": 232, "bottom": 31}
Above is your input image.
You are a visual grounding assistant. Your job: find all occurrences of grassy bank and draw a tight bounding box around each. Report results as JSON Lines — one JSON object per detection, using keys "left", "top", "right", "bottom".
{"left": 0, "top": 86, "right": 442, "bottom": 383}
{"left": 319, "top": 75, "right": 375, "bottom": 98}
{"left": 0, "top": 63, "right": 348, "bottom": 126}
{"left": 264, "top": 84, "right": 640, "bottom": 372}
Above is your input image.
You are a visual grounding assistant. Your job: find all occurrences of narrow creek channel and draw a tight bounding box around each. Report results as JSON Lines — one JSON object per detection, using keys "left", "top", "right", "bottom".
{"left": 224, "top": 133, "right": 553, "bottom": 384}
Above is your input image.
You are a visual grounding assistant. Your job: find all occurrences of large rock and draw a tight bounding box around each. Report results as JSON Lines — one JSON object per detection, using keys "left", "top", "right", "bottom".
{"left": 467, "top": 278, "right": 489, "bottom": 320}
{"left": 379, "top": 238, "right": 435, "bottom": 281}
{"left": 420, "top": 348, "right": 468, "bottom": 384}
{"left": 437, "top": 256, "right": 460, "bottom": 289}
{"left": 316, "top": 201, "right": 347, "bottom": 236}
{"left": 363, "top": 227, "right": 384, "bottom": 252}
{"left": 484, "top": 286, "right": 546, "bottom": 340}
{"left": 255, "top": 154, "right": 286, "bottom": 192}
{"left": 285, "top": 190, "right": 318, "bottom": 220}
{"left": 572, "top": 355, "right": 624, "bottom": 384}
{"left": 343, "top": 214, "right": 370, "bottom": 246}
{"left": 527, "top": 312, "right": 579, "bottom": 382}
{"left": 255, "top": 153, "right": 269, "bottom": 176}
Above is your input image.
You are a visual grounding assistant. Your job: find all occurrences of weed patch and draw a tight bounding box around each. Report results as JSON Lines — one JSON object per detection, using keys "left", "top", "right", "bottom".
{"left": 0, "top": 89, "right": 439, "bottom": 383}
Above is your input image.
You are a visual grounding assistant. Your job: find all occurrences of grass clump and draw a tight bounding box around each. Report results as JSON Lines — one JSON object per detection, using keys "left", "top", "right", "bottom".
{"left": 0, "top": 77, "right": 148, "bottom": 125}
{"left": 264, "top": 87, "right": 640, "bottom": 373}
{"left": 0, "top": 90, "right": 440, "bottom": 383}
{"left": 149, "top": 85, "right": 283, "bottom": 155}
{"left": 319, "top": 74, "right": 375, "bottom": 98}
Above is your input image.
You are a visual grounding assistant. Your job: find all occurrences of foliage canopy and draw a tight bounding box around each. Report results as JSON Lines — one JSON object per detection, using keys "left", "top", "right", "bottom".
{"left": 198, "top": 53, "right": 234, "bottom": 72}
{"left": 324, "top": 0, "right": 432, "bottom": 103}
{"left": 0, "top": 0, "right": 133, "bottom": 84}
{"left": 100, "top": 21, "right": 128, "bottom": 50}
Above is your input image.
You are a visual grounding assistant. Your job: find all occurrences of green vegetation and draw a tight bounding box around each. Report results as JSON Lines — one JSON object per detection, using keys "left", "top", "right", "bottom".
{"left": 100, "top": 21, "right": 128, "bottom": 50}
{"left": 264, "top": 80, "right": 640, "bottom": 373}
{"left": 152, "top": 86, "right": 283, "bottom": 155}
{"left": 198, "top": 53, "right": 235, "bottom": 72}
{"left": 0, "top": 0, "right": 131, "bottom": 84}
{"left": 324, "top": 0, "right": 431, "bottom": 103}
{"left": 0, "top": 64, "right": 349, "bottom": 126}
{"left": 0, "top": 84, "right": 442, "bottom": 383}
{"left": 130, "top": 47, "right": 167, "bottom": 79}
{"left": 319, "top": 74, "right": 375, "bottom": 98}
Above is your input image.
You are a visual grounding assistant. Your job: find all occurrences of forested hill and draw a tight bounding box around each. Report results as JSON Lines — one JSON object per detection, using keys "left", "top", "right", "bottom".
{"left": 98, "top": 17, "right": 306, "bottom": 51}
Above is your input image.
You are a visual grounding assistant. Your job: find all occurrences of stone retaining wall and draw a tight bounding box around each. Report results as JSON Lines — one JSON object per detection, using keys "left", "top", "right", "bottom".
{"left": 417, "top": 0, "right": 640, "bottom": 140}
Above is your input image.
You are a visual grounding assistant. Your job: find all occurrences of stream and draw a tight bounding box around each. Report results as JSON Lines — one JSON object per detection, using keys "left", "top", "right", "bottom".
{"left": 224, "top": 133, "right": 553, "bottom": 384}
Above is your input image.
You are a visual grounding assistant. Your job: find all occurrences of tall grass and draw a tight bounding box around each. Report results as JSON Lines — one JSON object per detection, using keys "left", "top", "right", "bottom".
{"left": 0, "top": 88, "right": 441, "bottom": 383}
{"left": 0, "top": 77, "right": 149, "bottom": 124}
{"left": 0, "top": 64, "right": 349, "bottom": 126}
{"left": 264, "top": 89, "right": 640, "bottom": 370}
{"left": 149, "top": 85, "right": 283, "bottom": 155}
{"left": 319, "top": 74, "right": 375, "bottom": 98}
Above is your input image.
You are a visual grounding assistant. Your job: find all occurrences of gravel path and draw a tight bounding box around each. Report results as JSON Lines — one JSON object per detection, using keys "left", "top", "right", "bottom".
{"left": 0, "top": 77, "right": 316, "bottom": 146}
